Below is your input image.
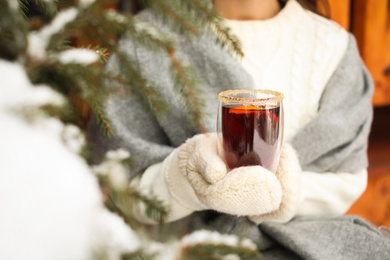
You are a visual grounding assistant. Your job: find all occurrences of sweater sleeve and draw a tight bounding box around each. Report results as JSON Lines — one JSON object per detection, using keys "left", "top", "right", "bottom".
{"left": 134, "top": 150, "right": 205, "bottom": 223}
{"left": 291, "top": 35, "right": 374, "bottom": 216}
{"left": 292, "top": 35, "right": 374, "bottom": 174}
{"left": 87, "top": 31, "right": 178, "bottom": 177}
{"left": 297, "top": 169, "right": 367, "bottom": 216}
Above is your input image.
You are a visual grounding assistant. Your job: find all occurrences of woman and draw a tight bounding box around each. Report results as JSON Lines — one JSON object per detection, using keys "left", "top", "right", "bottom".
{"left": 88, "top": 0, "right": 390, "bottom": 258}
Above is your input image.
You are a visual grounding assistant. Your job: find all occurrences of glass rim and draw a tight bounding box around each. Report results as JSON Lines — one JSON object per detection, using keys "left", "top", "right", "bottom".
{"left": 218, "top": 89, "right": 284, "bottom": 104}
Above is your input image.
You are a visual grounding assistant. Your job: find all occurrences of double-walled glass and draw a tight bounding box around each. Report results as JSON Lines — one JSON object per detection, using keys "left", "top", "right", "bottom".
{"left": 217, "top": 89, "right": 284, "bottom": 172}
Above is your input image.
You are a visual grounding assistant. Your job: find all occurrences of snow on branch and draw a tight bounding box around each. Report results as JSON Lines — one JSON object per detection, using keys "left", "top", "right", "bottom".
{"left": 58, "top": 48, "right": 99, "bottom": 65}
{"left": 28, "top": 8, "right": 78, "bottom": 59}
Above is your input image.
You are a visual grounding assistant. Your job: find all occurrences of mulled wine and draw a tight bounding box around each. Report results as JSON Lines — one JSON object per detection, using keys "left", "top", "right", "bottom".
{"left": 221, "top": 105, "right": 281, "bottom": 170}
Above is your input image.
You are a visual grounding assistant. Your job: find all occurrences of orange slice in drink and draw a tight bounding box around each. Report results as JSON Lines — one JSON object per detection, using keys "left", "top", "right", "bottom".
{"left": 228, "top": 105, "right": 264, "bottom": 114}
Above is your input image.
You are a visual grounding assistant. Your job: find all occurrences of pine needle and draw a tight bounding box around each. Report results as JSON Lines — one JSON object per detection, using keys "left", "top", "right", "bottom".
{"left": 123, "top": 17, "right": 176, "bottom": 54}
{"left": 187, "top": 0, "right": 244, "bottom": 58}
{"left": 179, "top": 230, "right": 262, "bottom": 260}
{"left": 114, "top": 50, "right": 169, "bottom": 116}
{"left": 167, "top": 49, "right": 207, "bottom": 132}
{"left": 77, "top": 44, "right": 110, "bottom": 64}
{"left": 181, "top": 243, "right": 261, "bottom": 260}
{"left": 17, "top": 0, "right": 30, "bottom": 18}
{"left": 122, "top": 250, "right": 153, "bottom": 260}
{"left": 140, "top": 0, "right": 198, "bottom": 38}
{"left": 128, "top": 186, "right": 169, "bottom": 224}
{"left": 90, "top": 98, "right": 115, "bottom": 138}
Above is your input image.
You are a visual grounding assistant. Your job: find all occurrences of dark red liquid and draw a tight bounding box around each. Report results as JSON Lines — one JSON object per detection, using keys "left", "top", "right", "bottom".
{"left": 222, "top": 105, "right": 280, "bottom": 170}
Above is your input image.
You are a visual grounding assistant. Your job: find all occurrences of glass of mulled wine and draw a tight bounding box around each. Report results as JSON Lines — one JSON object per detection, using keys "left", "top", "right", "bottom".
{"left": 217, "top": 89, "right": 284, "bottom": 172}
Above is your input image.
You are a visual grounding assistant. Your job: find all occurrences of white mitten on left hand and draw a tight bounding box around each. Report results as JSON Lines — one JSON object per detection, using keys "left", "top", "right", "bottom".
{"left": 248, "top": 143, "right": 302, "bottom": 224}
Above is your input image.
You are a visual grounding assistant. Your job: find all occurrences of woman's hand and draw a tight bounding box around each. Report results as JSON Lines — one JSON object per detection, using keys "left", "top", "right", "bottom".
{"left": 164, "top": 133, "right": 301, "bottom": 223}
{"left": 248, "top": 143, "right": 302, "bottom": 224}
{"left": 177, "top": 134, "right": 283, "bottom": 216}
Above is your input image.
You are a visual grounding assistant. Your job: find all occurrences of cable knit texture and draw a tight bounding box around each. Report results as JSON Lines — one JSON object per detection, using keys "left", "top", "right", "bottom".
{"left": 224, "top": 0, "right": 348, "bottom": 142}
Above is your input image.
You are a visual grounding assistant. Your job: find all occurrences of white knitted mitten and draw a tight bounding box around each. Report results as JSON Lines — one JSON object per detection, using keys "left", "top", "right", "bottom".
{"left": 248, "top": 143, "right": 302, "bottom": 224}
{"left": 176, "top": 133, "right": 283, "bottom": 216}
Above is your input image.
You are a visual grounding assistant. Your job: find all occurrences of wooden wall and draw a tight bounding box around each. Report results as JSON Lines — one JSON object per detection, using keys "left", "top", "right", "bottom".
{"left": 327, "top": 0, "right": 390, "bottom": 106}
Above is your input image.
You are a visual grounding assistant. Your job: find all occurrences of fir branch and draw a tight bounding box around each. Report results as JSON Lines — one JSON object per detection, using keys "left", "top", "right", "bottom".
{"left": 121, "top": 17, "right": 176, "bottom": 54}
{"left": 159, "top": 0, "right": 243, "bottom": 57}
{"left": 181, "top": 243, "right": 261, "bottom": 260}
{"left": 30, "top": 0, "right": 58, "bottom": 16}
{"left": 90, "top": 98, "right": 115, "bottom": 137}
{"left": 98, "top": 173, "right": 168, "bottom": 225}
{"left": 27, "top": 60, "right": 114, "bottom": 134}
{"left": 93, "top": 46, "right": 109, "bottom": 63}
{"left": 106, "top": 190, "right": 132, "bottom": 224}
{"left": 151, "top": 0, "right": 196, "bottom": 34}
{"left": 173, "top": 0, "right": 212, "bottom": 28}
{"left": 167, "top": 49, "right": 207, "bottom": 132}
{"left": 27, "top": 61, "right": 69, "bottom": 93}
{"left": 212, "top": 24, "right": 243, "bottom": 58}
{"left": 140, "top": 0, "right": 198, "bottom": 38}
{"left": 97, "top": 174, "right": 135, "bottom": 225}
{"left": 74, "top": 44, "right": 110, "bottom": 64}
{"left": 122, "top": 249, "right": 153, "bottom": 260}
{"left": 10, "top": 102, "right": 79, "bottom": 126}
{"left": 187, "top": 0, "right": 243, "bottom": 58}
{"left": 61, "top": 2, "right": 207, "bottom": 130}
{"left": 115, "top": 50, "right": 168, "bottom": 116}
{"left": 0, "top": 0, "right": 28, "bottom": 61}
{"left": 128, "top": 186, "right": 169, "bottom": 225}
{"left": 39, "top": 102, "right": 82, "bottom": 125}
{"left": 66, "top": 6, "right": 121, "bottom": 50}
{"left": 17, "top": 0, "right": 29, "bottom": 18}
{"left": 179, "top": 230, "right": 261, "bottom": 260}
{"left": 3, "top": 2, "right": 256, "bottom": 259}
{"left": 28, "top": 61, "right": 97, "bottom": 97}
{"left": 46, "top": 37, "right": 72, "bottom": 52}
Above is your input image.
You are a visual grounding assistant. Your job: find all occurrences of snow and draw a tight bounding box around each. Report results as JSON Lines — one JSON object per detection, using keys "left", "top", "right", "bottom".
{"left": 222, "top": 255, "right": 241, "bottom": 260}
{"left": 106, "top": 148, "right": 131, "bottom": 161}
{"left": 7, "top": 0, "right": 20, "bottom": 11}
{"left": 92, "top": 149, "right": 130, "bottom": 191}
{"left": 105, "top": 9, "right": 127, "bottom": 24}
{"left": 0, "top": 59, "right": 140, "bottom": 260}
{"left": 145, "top": 241, "right": 179, "bottom": 260}
{"left": 58, "top": 48, "right": 99, "bottom": 65}
{"left": 28, "top": 8, "right": 79, "bottom": 59}
{"left": 180, "top": 229, "right": 257, "bottom": 250}
{"left": 62, "top": 124, "right": 86, "bottom": 154}
{"left": 0, "top": 61, "right": 64, "bottom": 108}
{"left": 0, "top": 110, "right": 99, "bottom": 260}
{"left": 79, "top": 0, "right": 96, "bottom": 8}
{"left": 92, "top": 210, "right": 140, "bottom": 260}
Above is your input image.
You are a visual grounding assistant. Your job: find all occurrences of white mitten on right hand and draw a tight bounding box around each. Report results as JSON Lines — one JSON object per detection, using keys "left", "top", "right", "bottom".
{"left": 248, "top": 143, "right": 302, "bottom": 224}
{"left": 165, "top": 134, "right": 283, "bottom": 216}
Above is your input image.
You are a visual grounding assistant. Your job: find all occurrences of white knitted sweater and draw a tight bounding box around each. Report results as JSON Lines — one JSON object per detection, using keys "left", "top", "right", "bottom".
{"left": 225, "top": 0, "right": 347, "bottom": 142}
{"left": 136, "top": 0, "right": 367, "bottom": 222}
